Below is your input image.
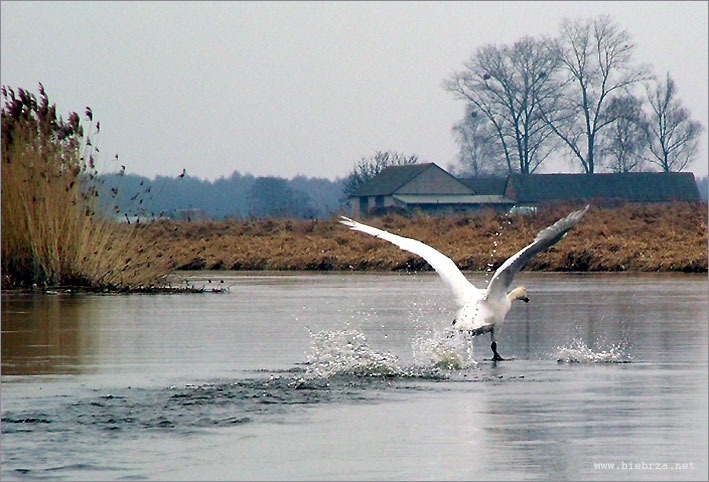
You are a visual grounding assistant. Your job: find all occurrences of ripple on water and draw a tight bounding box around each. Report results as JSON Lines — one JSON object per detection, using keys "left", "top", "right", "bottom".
{"left": 1, "top": 374, "right": 402, "bottom": 444}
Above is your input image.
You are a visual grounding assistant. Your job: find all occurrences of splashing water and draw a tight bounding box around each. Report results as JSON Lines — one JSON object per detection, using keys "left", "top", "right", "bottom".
{"left": 411, "top": 328, "right": 477, "bottom": 370}
{"left": 304, "top": 329, "right": 404, "bottom": 378}
{"left": 554, "top": 338, "right": 632, "bottom": 364}
{"left": 304, "top": 328, "right": 474, "bottom": 379}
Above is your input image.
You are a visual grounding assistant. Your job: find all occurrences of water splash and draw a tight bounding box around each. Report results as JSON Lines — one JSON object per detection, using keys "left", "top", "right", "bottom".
{"left": 554, "top": 338, "right": 632, "bottom": 364}
{"left": 411, "top": 328, "right": 477, "bottom": 370}
{"left": 304, "top": 328, "right": 472, "bottom": 378}
{"left": 304, "top": 329, "right": 403, "bottom": 378}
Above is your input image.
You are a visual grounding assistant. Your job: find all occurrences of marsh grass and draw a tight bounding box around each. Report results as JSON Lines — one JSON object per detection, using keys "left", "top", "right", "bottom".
{"left": 1, "top": 85, "right": 172, "bottom": 290}
{"left": 139, "top": 202, "right": 707, "bottom": 274}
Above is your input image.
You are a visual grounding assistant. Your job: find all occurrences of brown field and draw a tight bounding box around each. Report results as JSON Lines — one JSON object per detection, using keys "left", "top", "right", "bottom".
{"left": 135, "top": 202, "right": 708, "bottom": 274}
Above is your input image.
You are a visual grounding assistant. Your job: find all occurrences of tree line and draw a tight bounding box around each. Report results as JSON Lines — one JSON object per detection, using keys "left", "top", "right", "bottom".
{"left": 444, "top": 15, "right": 704, "bottom": 177}
{"left": 100, "top": 156, "right": 706, "bottom": 223}
{"left": 97, "top": 170, "right": 346, "bottom": 221}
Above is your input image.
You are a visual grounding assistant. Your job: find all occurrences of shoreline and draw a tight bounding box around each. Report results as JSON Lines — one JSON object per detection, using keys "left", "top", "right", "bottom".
{"left": 3, "top": 202, "right": 707, "bottom": 292}
{"left": 2, "top": 271, "right": 705, "bottom": 297}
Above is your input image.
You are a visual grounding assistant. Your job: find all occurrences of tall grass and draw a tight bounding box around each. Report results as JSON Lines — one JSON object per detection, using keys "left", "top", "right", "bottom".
{"left": 1, "top": 85, "right": 171, "bottom": 290}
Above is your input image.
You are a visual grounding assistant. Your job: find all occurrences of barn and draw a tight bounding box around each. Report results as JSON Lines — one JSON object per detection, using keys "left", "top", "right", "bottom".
{"left": 505, "top": 172, "right": 702, "bottom": 205}
{"left": 347, "top": 163, "right": 515, "bottom": 217}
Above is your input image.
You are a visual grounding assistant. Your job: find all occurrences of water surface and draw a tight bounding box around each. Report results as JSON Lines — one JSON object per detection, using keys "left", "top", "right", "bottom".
{"left": 2, "top": 272, "right": 707, "bottom": 480}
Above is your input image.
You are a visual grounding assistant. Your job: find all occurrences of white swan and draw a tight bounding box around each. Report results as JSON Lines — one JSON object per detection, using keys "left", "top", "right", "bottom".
{"left": 340, "top": 205, "right": 589, "bottom": 361}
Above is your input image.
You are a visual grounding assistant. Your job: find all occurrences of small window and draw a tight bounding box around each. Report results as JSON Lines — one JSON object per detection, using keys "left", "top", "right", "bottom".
{"left": 375, "top": 195, "right": 384, "bottom": 207}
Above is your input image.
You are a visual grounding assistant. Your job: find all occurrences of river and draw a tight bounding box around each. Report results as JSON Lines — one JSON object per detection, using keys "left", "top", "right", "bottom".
{"left": 2, "top": 272, "right": 707, "bottom": 480}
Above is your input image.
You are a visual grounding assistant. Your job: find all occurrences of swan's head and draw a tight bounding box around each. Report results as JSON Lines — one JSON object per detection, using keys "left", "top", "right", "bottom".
{"left": 508, "top": 286, "right": 530, "bottom": 303}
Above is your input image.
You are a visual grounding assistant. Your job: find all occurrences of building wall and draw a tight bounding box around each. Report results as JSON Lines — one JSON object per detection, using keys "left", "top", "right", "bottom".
{"left": 350, "top": 195, "right": 399, "bottom": 216}
{"left": 408, "top": 203, "right": 511, "bottom": 215}
{"left": 348, "top": 198, "right": 359, "bottom": 217}
{"left": 350, "top": 196, "right": 512, "bottom": 217}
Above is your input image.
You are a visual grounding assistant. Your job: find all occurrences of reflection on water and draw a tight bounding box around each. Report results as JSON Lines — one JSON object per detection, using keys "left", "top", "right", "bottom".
{"left": 2, "top": 295, "right": 90, "bottom": 376}
{"left": 1, "top": 272, "right": 707, "bottom": 480}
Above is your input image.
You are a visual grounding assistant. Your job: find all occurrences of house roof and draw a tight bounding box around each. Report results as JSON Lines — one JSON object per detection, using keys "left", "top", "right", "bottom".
{"left": 459, "top": 177, "right": 508, "bottom": 195}
{"left": 506, "top": 172, "right": 701, "bottom": 202}
{"left": 393, "top": 194, "right": 515, "bottom": 205}
{"left": 352, "top": 163, "right": 432, "bottom": 196}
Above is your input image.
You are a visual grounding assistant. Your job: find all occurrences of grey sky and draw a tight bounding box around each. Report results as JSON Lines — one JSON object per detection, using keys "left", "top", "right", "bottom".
{"left": 2, "top": 1, "right": 707, "bottom": 181}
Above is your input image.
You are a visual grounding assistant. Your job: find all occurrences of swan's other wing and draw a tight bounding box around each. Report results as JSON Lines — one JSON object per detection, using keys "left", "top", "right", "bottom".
{"left": 486, "top": 205, "right": 590, "bottom": 300}
{"left": 339, "top": 217, "right": 480, "bottom": 307}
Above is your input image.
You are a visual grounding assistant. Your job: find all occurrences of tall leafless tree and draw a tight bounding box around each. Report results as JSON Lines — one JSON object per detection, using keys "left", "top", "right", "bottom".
{"left": 544, "top": 15, "right": 650, "bottom": 173}
{"left": 342, "top": 150, "right": 418, "bottom": 196}
{"left": 445, "top": 36, "right": 561, "bottom": 174}
{"left": 643, "top": 73, "right": 704, "bottom": 172}
{"left": 449, "top": 104, "right": 507, "bottom": 177}
{"left": 600, "top": 95, "right": 648, "bottom": 172}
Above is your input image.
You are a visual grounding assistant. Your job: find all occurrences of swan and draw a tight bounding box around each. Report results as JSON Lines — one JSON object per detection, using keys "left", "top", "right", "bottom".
{"left": 339, "top": 205, "right": 589, "bottom": 361}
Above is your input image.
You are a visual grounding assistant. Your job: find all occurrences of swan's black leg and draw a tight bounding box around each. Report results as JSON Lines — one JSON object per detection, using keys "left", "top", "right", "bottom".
{"left": 491, "top": 342, "right": 504, "bottom": 361}
{"left": 490, "top": 328, "right": 504, "bottom": 361}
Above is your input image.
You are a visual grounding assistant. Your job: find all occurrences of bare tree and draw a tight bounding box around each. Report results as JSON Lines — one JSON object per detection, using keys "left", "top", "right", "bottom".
{"left": 644, "top": 73, "right": 704, "bottom": 172}
{"left": 544, "top": 15, "right": 650, "bottom": 173}
{"left": 600, "top": 95, "right": 648, "bottom": 172}
{"left": 445, "top": 36, "right": 561, "bottom": 174}
{"left": 449, "top": 105, "right": 507, "bottom": 177}
{"left": 342, "top": 150, "right": 418, "bottom": 196}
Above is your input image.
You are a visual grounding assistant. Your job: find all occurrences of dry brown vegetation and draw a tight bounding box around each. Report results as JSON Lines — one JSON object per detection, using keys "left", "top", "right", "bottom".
{"left": 137, "top": 202, "right": 707, "bottom": 274}
{"left": 2, "top": 85, "right": 173, "bottom": 290}
{"left": 4, "top": 91, "right": 705, "bottom": 290}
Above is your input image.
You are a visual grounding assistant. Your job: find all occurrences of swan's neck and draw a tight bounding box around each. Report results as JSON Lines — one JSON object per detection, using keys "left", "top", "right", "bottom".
{"left": 507, "top": 286, "right": 527, "bottom": 302}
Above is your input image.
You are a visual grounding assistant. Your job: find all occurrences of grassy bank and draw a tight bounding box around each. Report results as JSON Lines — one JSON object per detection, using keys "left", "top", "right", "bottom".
{"left": 138, "top": 202, "right": 707, "bottom": 273}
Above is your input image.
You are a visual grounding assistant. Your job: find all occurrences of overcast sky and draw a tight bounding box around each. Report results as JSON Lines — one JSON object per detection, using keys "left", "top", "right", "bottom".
{"left": 2, "top": 1, "right": 707, "bottom": 181}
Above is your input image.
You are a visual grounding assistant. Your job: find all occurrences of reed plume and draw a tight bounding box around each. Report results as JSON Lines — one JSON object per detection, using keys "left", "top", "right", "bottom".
{"left": 1, "top": 84, "right": 171, "bottom": 290}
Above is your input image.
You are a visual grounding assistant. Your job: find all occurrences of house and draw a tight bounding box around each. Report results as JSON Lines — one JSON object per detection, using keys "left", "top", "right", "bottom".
{"left": 505, "top": 172, "right": 702, "bottom": 205}
{"left": 348, "top": 163, "right": 702, "bottom": 217}
{"left": 347, "top": 163, "right": 515, "bottom": 217}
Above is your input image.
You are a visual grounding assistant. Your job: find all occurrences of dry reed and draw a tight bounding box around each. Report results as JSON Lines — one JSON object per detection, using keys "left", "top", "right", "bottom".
{"left": 1, "top": 85, "right": 172, "bottom": 290}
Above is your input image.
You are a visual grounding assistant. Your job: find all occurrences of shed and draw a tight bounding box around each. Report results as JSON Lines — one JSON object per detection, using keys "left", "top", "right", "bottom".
{"left": 504, "top": 172, "right": 702, "bottom": 204}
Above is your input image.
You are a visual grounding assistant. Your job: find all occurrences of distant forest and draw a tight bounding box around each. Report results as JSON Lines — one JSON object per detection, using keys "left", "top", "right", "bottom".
{"left": 98, "top": 171, "right": 346, "bottom": 220}
{"left": 98, "top": 170, "right": 707, "bottom": 221}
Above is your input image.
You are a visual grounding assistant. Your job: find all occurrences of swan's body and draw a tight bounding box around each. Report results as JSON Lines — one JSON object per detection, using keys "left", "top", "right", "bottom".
{"left": 339, "top": 205, "right": 589, "bottom": 360}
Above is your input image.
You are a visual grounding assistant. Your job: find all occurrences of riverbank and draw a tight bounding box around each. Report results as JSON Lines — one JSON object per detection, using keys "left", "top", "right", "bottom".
{"left": 137, "top": 202, "right": 707, "bottom": 274}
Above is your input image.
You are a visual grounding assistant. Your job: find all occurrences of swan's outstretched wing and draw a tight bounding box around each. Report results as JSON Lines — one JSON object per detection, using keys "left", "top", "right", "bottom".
{"left": 486, "top": 205, "right": 590, "bottom": 300}
{"left": 339, "top": 217, "right": 480, "bottom": 307}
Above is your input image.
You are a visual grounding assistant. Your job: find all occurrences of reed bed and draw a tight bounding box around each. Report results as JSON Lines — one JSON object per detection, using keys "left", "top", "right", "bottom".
{"left": 137, "top": 202, "right": 708, "bottom": 274}
{"left": 1, "top": 86, "right": 172, "bottom": 290}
